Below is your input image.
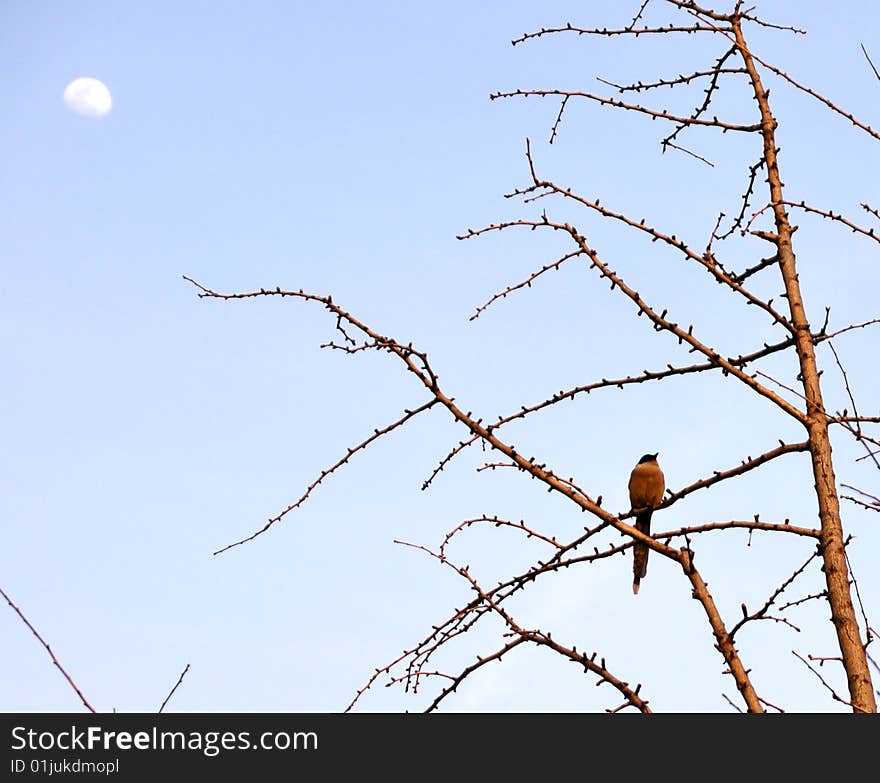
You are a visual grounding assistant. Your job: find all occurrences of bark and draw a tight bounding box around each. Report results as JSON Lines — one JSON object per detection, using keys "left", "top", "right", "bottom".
{"left": 733, "top": 16, "right": 876, "bottom": 713}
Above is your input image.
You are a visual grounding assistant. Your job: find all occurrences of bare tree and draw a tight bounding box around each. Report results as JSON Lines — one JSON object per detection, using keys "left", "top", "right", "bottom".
{"left": 187, "top": 0, "right": 877, "bottom": 712}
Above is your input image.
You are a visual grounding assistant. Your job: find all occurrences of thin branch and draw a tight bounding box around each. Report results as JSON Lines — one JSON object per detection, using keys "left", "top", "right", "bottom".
{"left": 731, "top": 252, "right": 777, "bottom": 283}
{"left": 655, "top": 518, "right": 819, "bottom": 541}
{"left": 490, "top": 89, "right": 761, "bottom": 133}
{"left": 597, "top": 67, "right": 747, "bottom": 94}
{"left": 511, "top": 22, "right": 727, "bottom": 47}
{"left": 841, "top": 494, "right": 880, "bottom": 513}
{"left": 440, "top": 515, "right": 564, "bottom": 557}
{"left": 826, "top": 342, "right": 880, "bottom": 470}
{"left": 158, "top": 663, "right": 191, "bottom": 713}
{"left": 385, "top": 669, "right": 456, "bottom": 692}
{"left": 862, "top": 43, "right": 880, "bottom": 81}
{"left": 748, "top": 200, "right": 880, "bottom": 244}
{"left": 722, "top": 693, "right": 744, "bottom": 712}
{"left": 1, "top": 586, "right": 96, "bottom": 713}
{"left": 817, "top": 317, "right": 880, "bottom": 342}
{"left": 753, "top": 370, "right": 807, "bottom": 407}
{"left": 757, "top": 695, "right": 786, "bottom": 713}
{"left": 426, "top": 636, "right": 528, "bottom": 711}
{"left": 779, "top": 591, "right": 827, "bottom": 611}
{"left": 627, "top": 0, "right": 652, "bottom": 30}
{"left": 470, "top": 248, "right": 584, "bottom": 320}
{"left": 792, "top": 650, "right": 867, "bottom": 712}
{"left": 740, "top": 13, "right": 805, "bottom": 35}
{"left": 720, "top": 158, "right": 767, "bottom": 243}
{"left": 500, "top": 337, "right": 795, "bottom": 423}
{"left": 212, "top": 398, "right": 438, "bottom": 554}
{"left": 549, "top": 95, "right": 569, "bottom": 143}
{"left": 730, "top": 548, "right": 821, "bottom": 639}
{"left": 661, "top": 45, "right": 739, "bottom": 151}
{"left": 663, "top": 439, "right": 810, "bottom": 507}
{"left": 809, "top": 654, "right": 843, "bottom": 667}
{"left": 845, "top": 551, "right": 874, "bottom": 647}
{"left": 840, "top": 484, "right": 880, "bottom": 504}
{"left": 662, "top": 140, "right": 715, "bottom": 166}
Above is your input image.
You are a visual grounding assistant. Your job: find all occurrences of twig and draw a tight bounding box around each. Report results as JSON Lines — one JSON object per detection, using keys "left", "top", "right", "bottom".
{"left": 792, "top": 650, "right": 865, "bottom": 711}
{"left": 826, "top": 343, "right": 880, "bottom": 470}
{"left": 511, "top": 22, "right": 726, "bottom": 47}
{"left": 757, "top": 695, "right": 785, "bottom": 712}
{"left": 817, "top": 317, "right": 880, "bottom": 342}
{"left": 1, "top": 586, "right": 96, "bottom": 713}
{"left": 440, "top": 515, "right": 564, "bottom": 557}
{"left": 845, "top": 551, "right": 873, "bottom": 648}
{"left": 158, "top": 663, "right": 191, "bottom": 713}
{"left": 627, "top": 0, "right": 652, "bottom": 30}
{"left": 730, "top": 549, "right": 820, "bottom": 639}
{"left": 212, "top": 399, "right": 438, "bottom": 554}
{"left": 862, "top": 43, "right": 880, "bottom": 81}
{"left": 722, "top": 692, "right": 744, "bottom": 712}
{"left": 549, "top": 95, "right": 569, "bottom": 143}
{"left": 490, "top": 88, "right": 760, "bottom": 133}
{"left": 842, "top": 494, "right": 880, "bottom": 513}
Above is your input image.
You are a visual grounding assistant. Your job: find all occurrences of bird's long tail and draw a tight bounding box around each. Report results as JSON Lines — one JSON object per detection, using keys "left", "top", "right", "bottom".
{"left": 632, "top": 510, "right": 653, "bottom": 595}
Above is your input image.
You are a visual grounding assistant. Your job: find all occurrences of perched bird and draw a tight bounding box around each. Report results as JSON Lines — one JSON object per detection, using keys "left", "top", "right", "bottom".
{"left": 628, "top": 453, "right": 665, "bottom": 595}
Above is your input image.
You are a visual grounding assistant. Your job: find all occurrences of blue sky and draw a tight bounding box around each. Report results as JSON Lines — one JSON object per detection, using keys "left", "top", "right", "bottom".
{"left": 2, "top": 1, "right": 879, "bottom": 713}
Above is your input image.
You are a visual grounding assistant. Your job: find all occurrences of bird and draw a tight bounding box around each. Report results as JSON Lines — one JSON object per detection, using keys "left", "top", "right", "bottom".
{"left": 628, "top": 452, "right": 665, "bottom": 595}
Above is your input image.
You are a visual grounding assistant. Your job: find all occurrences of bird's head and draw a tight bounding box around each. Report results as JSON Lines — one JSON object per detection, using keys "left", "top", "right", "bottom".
{"left": 637, "top": 452, "right": 659, "bottom": 464}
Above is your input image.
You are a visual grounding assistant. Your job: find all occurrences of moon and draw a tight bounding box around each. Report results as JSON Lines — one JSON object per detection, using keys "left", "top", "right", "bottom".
{"left": 63, "top": 77, "right": 112, "bottom": 117}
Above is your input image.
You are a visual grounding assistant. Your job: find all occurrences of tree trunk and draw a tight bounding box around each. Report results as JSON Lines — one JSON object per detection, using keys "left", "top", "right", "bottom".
{"left": 734, "top": 17, "right": 877, "bottom": 713}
